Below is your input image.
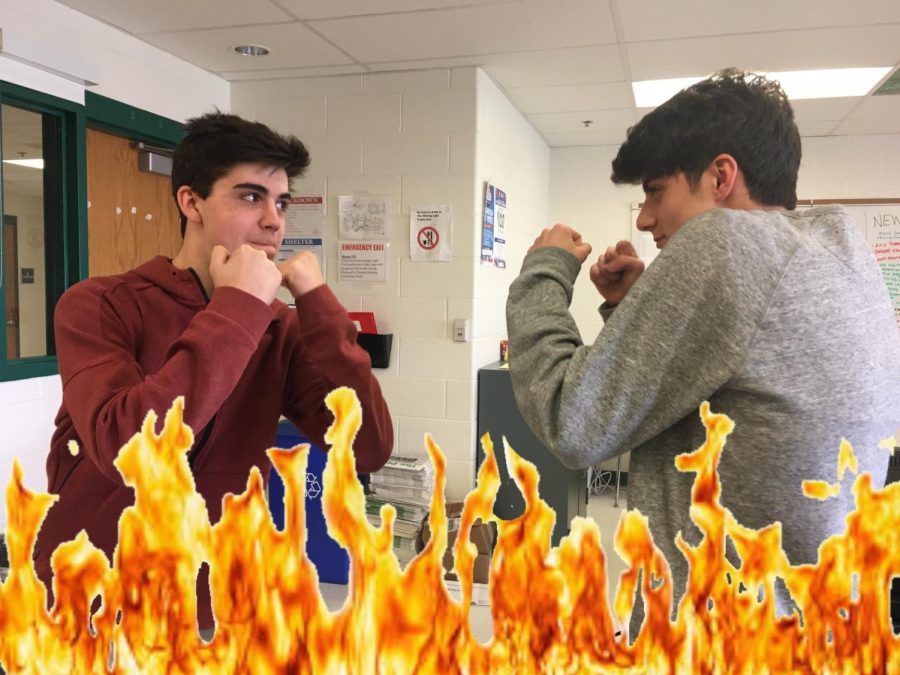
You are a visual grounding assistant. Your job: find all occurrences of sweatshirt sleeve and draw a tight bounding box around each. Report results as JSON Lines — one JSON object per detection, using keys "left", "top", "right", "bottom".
{"left": 281, "top": 284, "right": 393, "bottom": 474}
{"left": 505, "top": 211, "right": 787, "bottom": 469}
{"left": 56, "top": 282, "right": 275, "bottom": 485}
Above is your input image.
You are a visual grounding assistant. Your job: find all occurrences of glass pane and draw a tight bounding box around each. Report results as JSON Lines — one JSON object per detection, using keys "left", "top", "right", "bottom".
{"left": 1, "top": 103, "right": 56, "bottom": 359}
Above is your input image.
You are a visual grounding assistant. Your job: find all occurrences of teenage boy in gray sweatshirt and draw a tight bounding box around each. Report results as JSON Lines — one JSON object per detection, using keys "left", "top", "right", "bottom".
{"left": 505, "top": 68, "right": 900, "bottom": 635}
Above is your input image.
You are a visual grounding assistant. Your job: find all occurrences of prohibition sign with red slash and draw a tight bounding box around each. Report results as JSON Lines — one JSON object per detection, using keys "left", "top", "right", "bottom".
{"left": 417, "top": 226, "right": 440, "bottom": 250}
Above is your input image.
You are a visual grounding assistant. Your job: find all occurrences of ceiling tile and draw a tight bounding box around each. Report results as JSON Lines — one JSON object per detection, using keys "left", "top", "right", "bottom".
{"left": 140, "top": 23, "right": 354, "bottom": 72}
{"left": 56, "top": 0, "right": 293, "bottom": 34}
{"left": 310, "top": 0, "right": 616, "bottom": 63}
{"left": 277, "top": 0, "right": 511, "bottom": 20}
{"left": 618, "top": 0, "right": 900, "bottom": 43}
{"left": 220, "top": 65, "right": 367, "bottom": 81}
{"left": 367, "top": 45, "right": 625, "bottom": 87}
{"left": 831, "top": 117, "right": 900, "bottom": 135}
{"left": 528, "top": 108, "right": 636, "bottom": 134}
{"left": 790, "top": 97, "right": 863, "bottom": 122}
{"left": 505, "top": 82, "right": 633, "bottom": 114}
{"left": 831, "top": 95, "right": 900, "bottom": 134}
{"left": 44, "top": 0, "right": 900, "bottom": 148}
{"left": 478, "top": 45, "right": 625, "bottom": 87}
{"left": 841, "top": 94, "right": 900, "bottom": 119}
{"left": 796, "top": 120, "right": 840, "bottom": 137}
{"left": 367, "top": 56, "right": 487, "bottom": 72}
{"left": 627, "top": 26, "right": 900, "bottom": 81}
{"left": 543, "top": 128, "right": 628, "bottom": 147}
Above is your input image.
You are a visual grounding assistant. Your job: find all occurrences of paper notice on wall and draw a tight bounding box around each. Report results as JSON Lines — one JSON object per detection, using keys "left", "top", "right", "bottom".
{"left": 339, "top": 195, "right": 392, "bottom": 240}
{"left": 870, "top": 230, "right": 900, "bottom": 332}
{"left": 277, "top": 238, "right": 325, "bottom": 271}
{"left": 481, "top": 183, "right": 507, "bottom": 268}
{"left": 285, "top": 196, "right": 323, "bottom": 237}
{"left": 856, "top": 206, "right": 900, "bottom": 332}
{"left": 410, "top": 205, "right": 452, "bottom": 262}
{"left": 277, "top": 196, "right": 325, "bottom": 271}
{"left": 492, "top": 187, "right": 507, "bottom": 269}
{"left": 339, "top": 241, "right": 389, "bottom": 283}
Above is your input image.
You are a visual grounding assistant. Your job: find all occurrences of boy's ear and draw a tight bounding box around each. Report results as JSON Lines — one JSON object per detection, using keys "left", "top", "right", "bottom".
{"left": 176, "top": 185, "right": 202, "bottom": 225}
{"left": 709, "top": 153, "right": 739, "bottom": 203}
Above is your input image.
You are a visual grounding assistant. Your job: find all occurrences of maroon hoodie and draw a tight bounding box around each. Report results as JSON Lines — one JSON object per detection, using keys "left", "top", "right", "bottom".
{"left": 35, "top": 255, "right": 393, "bottom": 629}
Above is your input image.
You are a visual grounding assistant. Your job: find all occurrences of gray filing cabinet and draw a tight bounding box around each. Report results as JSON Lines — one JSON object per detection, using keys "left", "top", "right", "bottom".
{"left": 476, "top": 361, "right": 587, "bottom": 546}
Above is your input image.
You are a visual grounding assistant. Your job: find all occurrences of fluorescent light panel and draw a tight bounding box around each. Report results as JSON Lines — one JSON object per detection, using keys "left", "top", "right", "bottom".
{"left": 2, "top": 158, "right": 44, "bottom": 169}
{"left": 632, "top": 67, "right": 893, "bottom": 108}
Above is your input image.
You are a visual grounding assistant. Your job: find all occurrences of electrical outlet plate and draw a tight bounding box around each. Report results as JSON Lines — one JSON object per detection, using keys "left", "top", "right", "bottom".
{"left": 453, "top": 319, "right": 469, "bottom": 342}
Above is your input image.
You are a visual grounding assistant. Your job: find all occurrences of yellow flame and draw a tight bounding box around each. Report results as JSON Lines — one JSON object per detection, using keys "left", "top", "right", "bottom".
{"left": 0, "top": 391, "right": 896, "bottom": 672}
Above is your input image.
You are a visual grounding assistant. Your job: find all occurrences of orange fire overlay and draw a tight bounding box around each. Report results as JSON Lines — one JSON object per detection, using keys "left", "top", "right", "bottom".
{"left": 0, "top": 389, "right": 897, "bottom": 673}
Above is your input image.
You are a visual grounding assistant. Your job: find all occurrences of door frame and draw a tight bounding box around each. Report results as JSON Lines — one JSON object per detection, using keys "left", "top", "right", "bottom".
{"left": 2, "top": 215, "right": 17, "bottom": 359}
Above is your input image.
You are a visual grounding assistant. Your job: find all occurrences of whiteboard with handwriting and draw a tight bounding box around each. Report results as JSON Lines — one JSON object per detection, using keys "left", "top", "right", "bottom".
{"left": 842, "top": 203, "right": 900, "bottom": 331}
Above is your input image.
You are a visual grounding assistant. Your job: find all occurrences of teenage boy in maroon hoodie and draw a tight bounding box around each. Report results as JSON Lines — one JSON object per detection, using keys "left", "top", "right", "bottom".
{"left": 35, "top": 112, "right": 393, "bottom": 632}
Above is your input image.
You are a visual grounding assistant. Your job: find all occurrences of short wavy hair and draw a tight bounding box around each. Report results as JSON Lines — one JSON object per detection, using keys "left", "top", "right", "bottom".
{"left": 172, "top": 112, "right": 311, "bottom": 236}
{"left": 611, "top": 68, "right": 801, "bottom": 209}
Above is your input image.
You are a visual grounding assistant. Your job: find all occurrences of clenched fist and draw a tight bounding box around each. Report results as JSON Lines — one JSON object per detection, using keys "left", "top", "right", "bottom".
{"left": 209, "top": 244, "right": 283, "bottom": 305}
{"left": 528, "top": 223, "right": 593, "bottom": 263}
{"left": 279, "top": 250, "right": 325, "bottom": 298}
{"left": 589, "top": 240, "right": 645, "bottom": 306}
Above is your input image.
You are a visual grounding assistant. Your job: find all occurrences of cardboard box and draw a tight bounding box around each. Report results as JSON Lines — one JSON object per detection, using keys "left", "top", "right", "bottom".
{"left": 418, "top": 517, "right": 495, "bottom": 584}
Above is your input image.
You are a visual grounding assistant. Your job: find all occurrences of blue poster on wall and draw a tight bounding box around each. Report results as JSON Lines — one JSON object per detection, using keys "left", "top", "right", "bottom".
{"left": 481, "top": 183, "right": 495, "bottom": 266}
{"left": 481, "top": 182, "right": 508, "bottom": 268}
{"left": 493, "top": 186, "right": 507, "bottom": 269}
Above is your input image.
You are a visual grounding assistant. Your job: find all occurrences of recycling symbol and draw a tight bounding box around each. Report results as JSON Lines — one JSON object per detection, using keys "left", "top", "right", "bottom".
{"left": 305, "top": 472, "right": 322, "bottom": 500}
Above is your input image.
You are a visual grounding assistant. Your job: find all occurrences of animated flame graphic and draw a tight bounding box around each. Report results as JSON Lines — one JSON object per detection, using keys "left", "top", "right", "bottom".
{"left": 0, "top": 389, "right": 897, "bottom": 673}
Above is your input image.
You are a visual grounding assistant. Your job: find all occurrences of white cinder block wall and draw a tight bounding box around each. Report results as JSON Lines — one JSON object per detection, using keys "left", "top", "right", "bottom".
{"left": 549, "top": 132, "right": 900, "bottom": 472}
{"left": 0, "top": 0, "right": 228, "bottom": 528}
{"left": 473, "top": 71, "right": 551, "bottom": 380}
{"left": 232, "top": 68, "right": 482, "bottom": 499}
{"left": 232, "top": 68, "right": 552, "bottom": 498}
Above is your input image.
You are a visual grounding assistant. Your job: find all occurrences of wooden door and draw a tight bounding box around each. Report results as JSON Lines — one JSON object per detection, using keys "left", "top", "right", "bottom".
{"left": 86, "top": 129, "right": 182, "bottom": 276}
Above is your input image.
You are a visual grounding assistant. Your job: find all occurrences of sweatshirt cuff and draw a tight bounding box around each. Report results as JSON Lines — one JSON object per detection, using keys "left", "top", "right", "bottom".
{"left": 599, "top": 302, "right": 616, "bottom": 322}
{"left": 294, "top": 284, "right": 346, "bottom": 330}
{"left": 207, "top": 286, "right": 275, "bottom": 342}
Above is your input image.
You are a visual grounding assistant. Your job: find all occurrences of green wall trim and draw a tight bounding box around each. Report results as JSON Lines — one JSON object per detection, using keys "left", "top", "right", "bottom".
{"left": 0, "top": 358, "right": 58, "bottom": 381}
{"left": 85, "top": 92, "right": 184, "bottom": 146}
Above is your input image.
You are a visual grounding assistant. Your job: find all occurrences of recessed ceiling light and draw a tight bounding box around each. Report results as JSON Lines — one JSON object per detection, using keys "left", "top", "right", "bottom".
{"left": 233, "top": 44, "right": 270, "bottom": 57}
{"left": 2, "top": 158, "right": 44, "bottom": 170}
{"left": 632, "top": 67, "right": 893, "bottom": 108}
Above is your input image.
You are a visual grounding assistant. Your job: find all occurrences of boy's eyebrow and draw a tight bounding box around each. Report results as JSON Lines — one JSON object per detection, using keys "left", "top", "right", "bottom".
{"left": 233, "top": 182, "right": 292, "bottom": 200}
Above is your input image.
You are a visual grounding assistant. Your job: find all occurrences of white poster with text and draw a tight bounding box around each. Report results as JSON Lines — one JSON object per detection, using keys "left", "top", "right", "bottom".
{"left": 410, "top": 205, "right": 452, "bottom": 262}
{"left": 339, "top": 241, "right": 389, "bottom": 283}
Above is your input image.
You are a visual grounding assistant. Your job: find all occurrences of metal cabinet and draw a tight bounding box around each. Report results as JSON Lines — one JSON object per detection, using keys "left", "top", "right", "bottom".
{"left": 476, "top": 361, "right": 587, "bottom": 547}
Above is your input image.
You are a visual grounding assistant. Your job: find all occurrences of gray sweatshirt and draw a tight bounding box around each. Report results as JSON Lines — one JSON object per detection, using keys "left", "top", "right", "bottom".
{"left": 506, "top": 206, "right": 900, "bottom": 622}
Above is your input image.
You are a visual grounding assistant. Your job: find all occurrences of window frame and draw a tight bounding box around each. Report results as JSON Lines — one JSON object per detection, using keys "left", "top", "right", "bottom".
{"left": 0, "top": 82, "right": 85, "bottom": 381}
{"left": 0, "top": 83, "right": 183, "bottom": 382}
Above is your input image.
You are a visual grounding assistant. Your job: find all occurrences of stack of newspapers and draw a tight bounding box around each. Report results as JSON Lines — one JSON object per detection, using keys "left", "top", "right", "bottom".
{"left": 366, "top": 455, "right": 435, "bottom": 564}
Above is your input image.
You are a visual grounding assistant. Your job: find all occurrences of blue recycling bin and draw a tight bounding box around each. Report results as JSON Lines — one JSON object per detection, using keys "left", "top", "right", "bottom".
{"left": 268, "top": 421, "right": 350, "bottom": 584}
